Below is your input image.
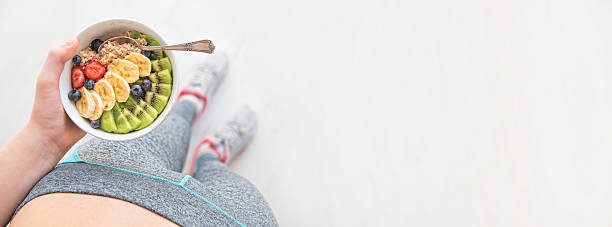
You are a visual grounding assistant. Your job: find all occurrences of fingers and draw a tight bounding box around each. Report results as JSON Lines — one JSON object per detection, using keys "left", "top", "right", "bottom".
{"left": 40, "top": 38, "right": 79, "bottom": 81}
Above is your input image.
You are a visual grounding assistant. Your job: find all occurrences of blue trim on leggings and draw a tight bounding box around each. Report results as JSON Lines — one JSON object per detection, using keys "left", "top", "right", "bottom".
{"left": 179, "top": 175, "right": 191, "bottom": 186}
{"left": 58, "top": 150, "right": 245, "bottom": 227}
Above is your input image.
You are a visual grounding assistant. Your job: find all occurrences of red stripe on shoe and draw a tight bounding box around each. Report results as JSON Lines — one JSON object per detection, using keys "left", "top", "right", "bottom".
{"left": 177, "top": 89, "right": 209, "bottom": 122}
{"left": 189, "top": 136, "right": 222, "bottom": 174}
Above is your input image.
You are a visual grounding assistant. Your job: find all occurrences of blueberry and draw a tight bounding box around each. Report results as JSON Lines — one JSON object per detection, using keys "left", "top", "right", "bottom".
{"left": 90, "top": 119, "right": 101, "bottom": 129}
{"left": 84, "top": 79, "right": 95, "bottom": 90}
{"left": 90, "top": 39, "right": 103, "bottom": 53}
{"left": 131, "top": 84, "right": 144, "bottom": 98}
{"left": 149, "top": 51, "right": 157, "bottom": 60}
{"left": 72, "top": 55, "right": 82, "bottom": 65}
{"left": 141, "top": 79, "right": 152, "bottom": 92}
{"left": 68, "top": 89, "right": 81, "bottom": 102}
{"left": 141, "top": 50, "right": 152, "bottom": 59}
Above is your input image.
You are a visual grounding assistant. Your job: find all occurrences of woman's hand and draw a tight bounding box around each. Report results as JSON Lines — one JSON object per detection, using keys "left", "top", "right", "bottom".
{"left": 28, "top": 37, "right": 85, "bottom": 157}
{"left": 0, "top": 38, "right": 85, "bottom": 225}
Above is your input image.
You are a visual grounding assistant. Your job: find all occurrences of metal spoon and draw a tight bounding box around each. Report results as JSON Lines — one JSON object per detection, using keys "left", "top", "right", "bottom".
{"left": 98, "top": 36, "right": 215, "bottom": 54}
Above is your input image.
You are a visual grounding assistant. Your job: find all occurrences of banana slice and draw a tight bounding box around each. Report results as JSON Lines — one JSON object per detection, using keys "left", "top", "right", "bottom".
{"left": 89, "top": 91, "right": 104, "bottom": 120}
{"left": 125, "top": 53, "right": 151, "bottom": 77}
{"left": 76, "top": 87, "right": 95, "bottom": 118}
{"left": 105, "top": 72, "right": 131, "bottom": 102}
{"left": 108, "top": 59, "right": 139, "bottom": 83}
{"left": 94, "top": 79, "right": 116, "bottom": 110}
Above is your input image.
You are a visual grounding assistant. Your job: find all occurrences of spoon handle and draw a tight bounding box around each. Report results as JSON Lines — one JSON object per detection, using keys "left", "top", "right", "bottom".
{"left": 141, "top": 40, "right": 215, "bottom": 53}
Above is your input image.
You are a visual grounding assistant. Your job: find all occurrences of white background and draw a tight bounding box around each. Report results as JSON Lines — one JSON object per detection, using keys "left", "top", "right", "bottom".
{"left": 1, "top": 0, "right": 612, "bottom": 226}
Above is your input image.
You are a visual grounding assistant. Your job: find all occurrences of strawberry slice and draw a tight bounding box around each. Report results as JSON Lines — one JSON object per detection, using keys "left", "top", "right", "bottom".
{"left": 71, "top": 66, "right": 85, "bottom": 89}
{"left": 84, "top": 60, "right": 106, "bottom": 81}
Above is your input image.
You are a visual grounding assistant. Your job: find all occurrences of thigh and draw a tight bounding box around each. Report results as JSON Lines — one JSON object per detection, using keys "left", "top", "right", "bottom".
{"left": 75, "top": 135, "right": 184, "bottom": 181}
{"left": 183, "top": 170, "right": 279, "bottom": 226}
{"left": 75, "top": 100, "right": 196, "bottom": 174}
{"left": 75, "top": 109, "right": 193, "bottom": 174}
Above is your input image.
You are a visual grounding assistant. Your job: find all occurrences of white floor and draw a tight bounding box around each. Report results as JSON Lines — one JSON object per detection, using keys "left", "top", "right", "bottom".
{"left": 1, "top": 0, "right": 612, "bottom": 226}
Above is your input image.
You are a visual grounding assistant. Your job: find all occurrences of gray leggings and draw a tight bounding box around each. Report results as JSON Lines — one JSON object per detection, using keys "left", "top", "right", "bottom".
{"left": 15, "top": 101, "right": 278, "bottom": 226}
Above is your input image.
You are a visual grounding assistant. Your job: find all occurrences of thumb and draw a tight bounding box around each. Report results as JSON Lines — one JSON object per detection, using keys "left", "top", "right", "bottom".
{"left": 40, "top": 37, "right": 79, "bottom": 80}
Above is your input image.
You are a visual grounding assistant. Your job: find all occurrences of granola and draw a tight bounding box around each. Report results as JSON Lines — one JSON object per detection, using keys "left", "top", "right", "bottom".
{"left": 77, "top": 37, "right": 147, "bottom": 65}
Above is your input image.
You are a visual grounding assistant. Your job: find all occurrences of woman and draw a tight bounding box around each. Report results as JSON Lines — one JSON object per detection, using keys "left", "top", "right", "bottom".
{"left": 0, "top": 38, "right": 278, "bottom": 226}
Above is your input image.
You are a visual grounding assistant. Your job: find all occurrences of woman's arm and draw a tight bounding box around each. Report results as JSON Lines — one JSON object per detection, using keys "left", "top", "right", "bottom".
{"left": 0, "top": 38, "right": 85, "bottom": 225}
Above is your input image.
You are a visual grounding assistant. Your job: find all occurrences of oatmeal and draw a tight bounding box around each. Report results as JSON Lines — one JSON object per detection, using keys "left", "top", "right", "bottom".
{"left": 77, "top": 48, "right": 99, "bottom": 65}
{"left": 77, "top": 37, "right": 147, "bottom": 65}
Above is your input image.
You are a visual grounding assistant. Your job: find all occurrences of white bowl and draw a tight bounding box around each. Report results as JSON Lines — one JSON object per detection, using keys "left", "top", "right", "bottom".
{"left": 59, "top": 18, "right": 178, "bottom": 141}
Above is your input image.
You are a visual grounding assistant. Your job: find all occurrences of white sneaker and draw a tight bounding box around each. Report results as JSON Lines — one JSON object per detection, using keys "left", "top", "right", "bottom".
{"left": 177, "top": 52, "right": 229, "bottom": 120}
{"left": 184, "top": 105, "right": 257, "bottom": 175}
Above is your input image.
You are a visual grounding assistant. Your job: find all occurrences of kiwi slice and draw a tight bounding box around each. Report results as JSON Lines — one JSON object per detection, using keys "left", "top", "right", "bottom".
{"left": 121, "top": 108, "right": 142, "bottom": 130}
{"left": 150, "top": 57, "right": 172, "bottom": 72}
{"left": 111, "top": 104, "right": 121, "bottom": 118}
{"left": 114, "top": 114, "right": 133, "bottom": 134}
{"left": 111, "top": 104, "right": 132, "bottom": 133}
{"left": 151, "top": 83, "right": 172, "bottom": 97}
{"left": 133, "top": 105, "right": 154, "bottom": 130}
{"left": 159, "top": 57, "right": 172, "bottom": 72}
{"left": 134, "top": 77, "right": 145, "bottom": 86}
{"left": 151, "top": 60, "right": 161, "bottom": 72}
{"left": 139, "top": 100, "right": 159, "bottom": 118}
{"left": 145, "top": 92, "right": 169, "bottom": 113}
{"left": 129, "top": 30, "right": 142, "bottom": 39}
{"left": 123, "top": 96, "right": 139, "bottom": 110}
{"left": 148, "top": 69, "right": 172, "bottom": 84}
{"left": 116, "top": 99, "right": 126, "bottom": 109}
{"left": 99, "top": 110, "right": 117, "bottom": 132}
{"left": 144, "top": 35, "right": 164, "bottom": 60}
{"left": 144, "top": 35, "right": 157, "bottom": 45}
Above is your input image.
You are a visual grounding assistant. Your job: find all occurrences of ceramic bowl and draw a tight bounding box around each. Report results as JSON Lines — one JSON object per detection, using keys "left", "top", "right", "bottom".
{"left": 59, "top": 18, "right": 178, "bottom": 141}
